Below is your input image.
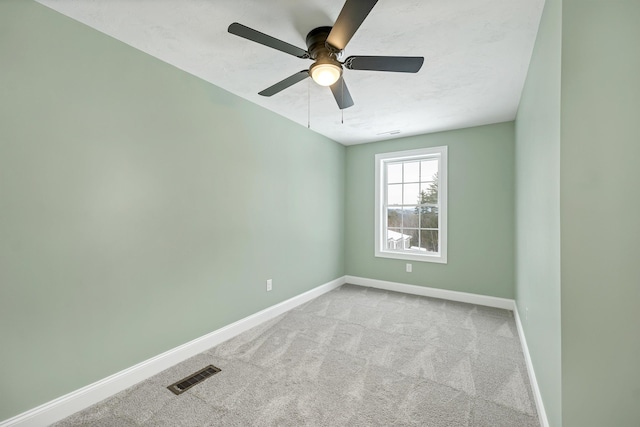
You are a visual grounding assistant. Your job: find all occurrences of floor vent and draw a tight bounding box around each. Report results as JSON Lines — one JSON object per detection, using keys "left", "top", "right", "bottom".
{"left": 167, "top": 365, "right": 221, "bottom": 395}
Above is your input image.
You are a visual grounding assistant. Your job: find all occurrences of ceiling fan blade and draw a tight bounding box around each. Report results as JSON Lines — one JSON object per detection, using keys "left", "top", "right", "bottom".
{"left": 228, "top": 23, "right": 309, "bottom": 59}
{"left": 326, "top": 0, "right": 378, "bottom": 51}
{"left": 344, "top": 56, "right": 424, "bottom": 73}
{"left": 330, "top": 76, "right": 355, "bottom": 109}
{"left": 259, "top": 70, "right": 310, "bottom": 97}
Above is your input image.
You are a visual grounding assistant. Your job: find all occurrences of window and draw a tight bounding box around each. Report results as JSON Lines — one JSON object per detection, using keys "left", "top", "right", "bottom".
{"left": 375, "top": 146, "right": 447, "bottom": 263}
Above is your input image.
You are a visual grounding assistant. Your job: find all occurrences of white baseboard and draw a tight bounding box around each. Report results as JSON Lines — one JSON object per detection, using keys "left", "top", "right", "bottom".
{"left": 345, "top": 275, "right": 515, "bottom": 310}
{"left": 0, "top": 276, "right": 346, "bottom": 427}
{"left": 513, "top": 306, "right": 549, "bottom": 427}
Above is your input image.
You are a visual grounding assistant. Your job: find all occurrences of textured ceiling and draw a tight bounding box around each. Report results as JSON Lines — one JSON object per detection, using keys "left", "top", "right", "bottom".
{"left": 36, "top": 0, "right": 544, "bottom": 145}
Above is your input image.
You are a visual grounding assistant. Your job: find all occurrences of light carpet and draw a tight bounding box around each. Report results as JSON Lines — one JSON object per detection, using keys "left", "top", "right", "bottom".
{"left": 53, "top": 284, "right": 539, "bottom": 426}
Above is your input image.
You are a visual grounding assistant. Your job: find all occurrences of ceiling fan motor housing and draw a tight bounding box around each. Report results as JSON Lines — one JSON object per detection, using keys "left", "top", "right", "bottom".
{"left": 306, "top": 26, "right": 341, "bottom": 64}
{"left": 306, "top": 27, "right": 337, "bottom": 58}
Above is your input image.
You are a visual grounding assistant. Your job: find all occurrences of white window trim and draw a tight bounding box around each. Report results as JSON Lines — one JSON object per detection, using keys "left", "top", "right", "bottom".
{"left": 374, "top": 146, "right": 448, "bottom": 264}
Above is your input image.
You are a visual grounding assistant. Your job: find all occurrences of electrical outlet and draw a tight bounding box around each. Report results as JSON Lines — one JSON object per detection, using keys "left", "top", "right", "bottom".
{"left": 406, "top": 263, "right": 412, "bottom": 273}
{"left": 526, "top": 307, "right": 529, "bottom": 321}
{"left": 266, "top": 279, "right": 272, "bottom": 292}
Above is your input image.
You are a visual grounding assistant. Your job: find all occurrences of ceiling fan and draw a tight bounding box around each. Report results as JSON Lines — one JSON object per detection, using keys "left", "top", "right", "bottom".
{"left": 228, "top": 0, "right": 424, "bottom": 109}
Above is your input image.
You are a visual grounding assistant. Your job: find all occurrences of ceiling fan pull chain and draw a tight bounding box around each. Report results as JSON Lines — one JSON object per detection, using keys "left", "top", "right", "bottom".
{"left": 341, "top": 78, "right": 344, "bottom": 124}
{"left": 308, "top": 79, "right": 311, "bottom": 129}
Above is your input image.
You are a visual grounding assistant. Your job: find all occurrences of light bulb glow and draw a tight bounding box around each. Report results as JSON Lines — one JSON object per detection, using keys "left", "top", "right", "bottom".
{"left": 310, "top": 63, "right": 342, "bottom": 86}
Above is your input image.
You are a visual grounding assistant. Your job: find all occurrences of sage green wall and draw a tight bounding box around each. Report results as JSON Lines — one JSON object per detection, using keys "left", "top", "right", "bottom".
{"left": 514, "top": 0, "right": 562, "bottom": 425}
{"left": 345, "top": 123, "right": 515, "bottom": 298}
{"left": 560, "top": 1, "right": 640, "bottom": 426}
{"left": 0, "top": 1, "right": 345, "bottom": 420}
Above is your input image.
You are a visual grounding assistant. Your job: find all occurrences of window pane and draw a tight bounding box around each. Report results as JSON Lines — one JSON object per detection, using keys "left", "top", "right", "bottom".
{"left": 387, "top": 228, "right": 406, "bottom": 250}
{"left": 419, "top": 230, "right": 439, "bottom": 253}
{"left": 387, "top": 184, "right": 402, "bottom": 205}
{"left": 387, "top": 208, "right": 402, "bottom": 228}
{"left": 387, "top": 228, "right": 415, "bottom": 250}
{"left": 404, "top": 161, "right": 420, "bottom": 183}
{"left": 403, "top": 183, "right": 420, "bottom": 205}
{"left": 387, "top": 163, "right": 402, "bottom": 184}
{"left": 421, "top": 159, "right": 438, "bottom": 182}
{"left": 420, "top": 181, "right": 438, "bottom": 204}
{"left": 406, "top": 229, "right": 419, "bottom": 250}
{"left": 402, "top": 208, "right": 419, "bottom": 228}
{"left": 418, "top": 207, "right": 439, "bottom": 228}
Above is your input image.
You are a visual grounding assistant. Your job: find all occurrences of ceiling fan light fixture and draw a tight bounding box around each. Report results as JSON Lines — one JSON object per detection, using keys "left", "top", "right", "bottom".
{"left": 309, "top": 61, "right": 342, "bottom": 87}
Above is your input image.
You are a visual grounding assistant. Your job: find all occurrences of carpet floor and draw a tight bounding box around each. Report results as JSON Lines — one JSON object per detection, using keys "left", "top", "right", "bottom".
{"left": 53, "top": 284, "right": 539, "bottom": 426}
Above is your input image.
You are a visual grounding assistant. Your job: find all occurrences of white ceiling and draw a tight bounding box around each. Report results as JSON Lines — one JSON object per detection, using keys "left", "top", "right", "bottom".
{"left": 36, "top": 0, "right": 544, "bottom": 145}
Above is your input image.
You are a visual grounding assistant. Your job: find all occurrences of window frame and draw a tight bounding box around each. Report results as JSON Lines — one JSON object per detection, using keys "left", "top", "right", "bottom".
{"left": 374, "top": 146, "right": 448, "bottom": 264}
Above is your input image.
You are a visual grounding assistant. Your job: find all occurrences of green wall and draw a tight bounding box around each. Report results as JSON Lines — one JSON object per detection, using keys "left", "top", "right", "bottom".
{"left": 561, "top": 1, "right": 640, "bottom": 426}
{"left": 514, "top": 0, "right": 562, "bottom": 425}
{"left": 0, "top": 1, "right": 345, "bottom": 420}
{"left": 345, "top": 123, "right": 515, "bottom": 299}
{"left": 6, "top": 0, "right": 640, "bottom": 424}
{"left": 518, "top": 1, "right": 640, "bottom": 425}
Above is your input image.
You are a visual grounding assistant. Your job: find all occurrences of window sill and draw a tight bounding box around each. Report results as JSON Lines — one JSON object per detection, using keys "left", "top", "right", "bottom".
{"left": 375, "top": 250, "right": 447, "bottom": 264}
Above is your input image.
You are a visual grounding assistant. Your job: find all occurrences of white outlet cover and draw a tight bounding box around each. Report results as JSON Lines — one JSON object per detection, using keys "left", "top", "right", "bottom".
{"left": 406, "top": 263, "right": 412, "bottom": 273}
